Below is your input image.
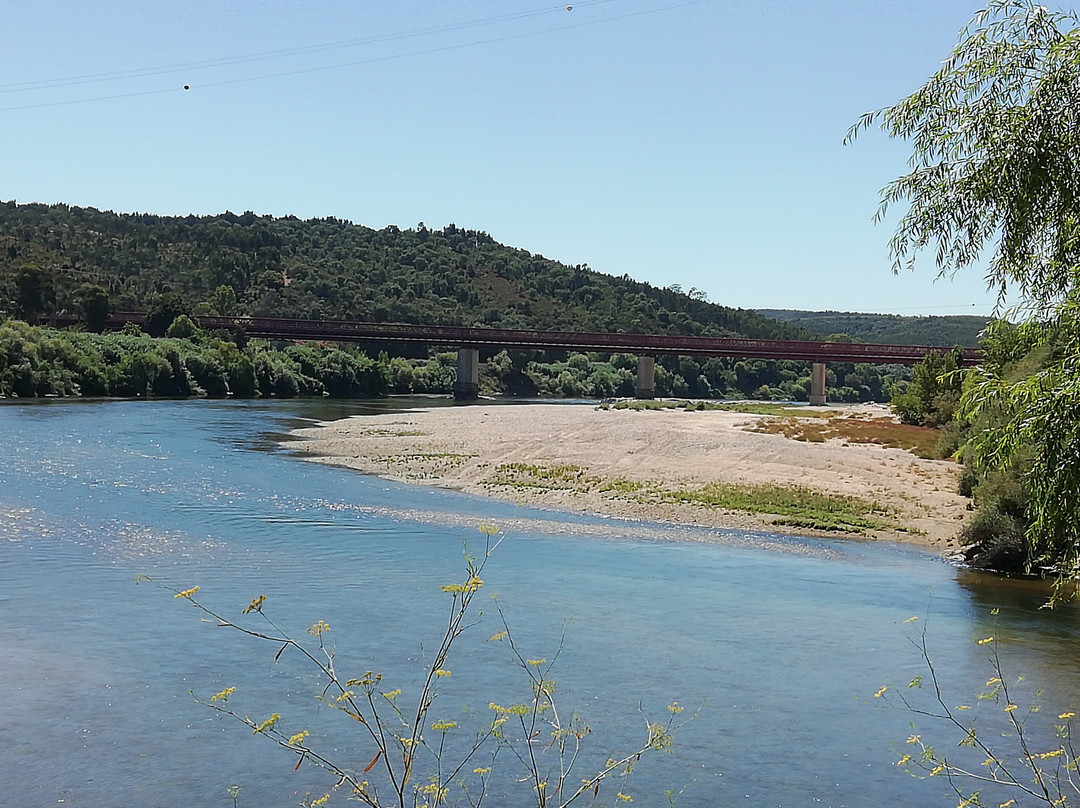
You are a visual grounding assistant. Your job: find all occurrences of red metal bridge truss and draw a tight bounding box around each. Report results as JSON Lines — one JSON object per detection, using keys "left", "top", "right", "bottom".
{"left": 82, "top": 313, "right": 981, "bottom": 365}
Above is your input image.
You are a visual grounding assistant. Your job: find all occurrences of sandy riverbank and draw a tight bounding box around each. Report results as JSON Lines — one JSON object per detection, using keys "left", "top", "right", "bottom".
{"left": 289, "top": 402, "right": 970, "bottom": 551}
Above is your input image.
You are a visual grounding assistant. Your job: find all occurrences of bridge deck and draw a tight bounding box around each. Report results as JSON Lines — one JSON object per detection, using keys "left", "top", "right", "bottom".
{"left": 77, "top": 313, "right": 982, "bottom": 365}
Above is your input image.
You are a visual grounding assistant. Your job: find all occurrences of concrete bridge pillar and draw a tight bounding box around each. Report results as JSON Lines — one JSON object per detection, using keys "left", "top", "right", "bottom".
{"left": 635, "top": 355, "right": 656, "bottom": 399}
{"left": 454, "top": 347, "right": 480, "bottom": 400}
{"left": 809, "top": 362, "right": 827, "bottom": 406}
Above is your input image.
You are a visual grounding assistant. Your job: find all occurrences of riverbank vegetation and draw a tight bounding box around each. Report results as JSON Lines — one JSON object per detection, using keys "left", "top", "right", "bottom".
{"left": 0, "top": 318, "right": 387, "bottom": 399}
{"left": 1, "top": 312, "right": 918, "bottom": 403}
{"left": 484, "top": 460, "right": 903, "bottom": 535}
{"left": 0, "top": 200, "right": 954, "bottom": 403}
{"left": 850, "top": 0, "right": 1080, "bottom": 585}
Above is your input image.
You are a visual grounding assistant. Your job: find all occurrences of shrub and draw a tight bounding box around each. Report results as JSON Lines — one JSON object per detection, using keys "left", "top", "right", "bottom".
{"left": 151, "top": 530, "right": 688, "bottom": 807}
{"left": 959, "top": 505, "right": 1028, "bottom": 573}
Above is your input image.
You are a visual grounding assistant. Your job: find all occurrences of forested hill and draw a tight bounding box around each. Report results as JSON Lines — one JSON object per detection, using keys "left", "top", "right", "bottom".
{"left": 0, "top": 201, "right": 808, "bottom": 340}
{"left": 756, "top": 309, "right": 992, "bottom": 347}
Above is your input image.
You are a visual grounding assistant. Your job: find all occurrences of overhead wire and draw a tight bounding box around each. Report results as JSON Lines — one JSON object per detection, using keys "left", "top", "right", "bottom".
{"left": 0, "top": 1, "right": 707, "bottom": 112}
{"left": 0, "top": 2, "right": 617, "bottom": 94}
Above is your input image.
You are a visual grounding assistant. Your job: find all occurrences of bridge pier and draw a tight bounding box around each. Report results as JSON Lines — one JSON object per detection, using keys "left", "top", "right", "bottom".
{"left": 809, "top": 362, "right": 827, "bottom": 406}
{"left": 454, "top": 347, "right": 480, "bottom": 400}
{"left": 635, "top": 356, "right": 656, "bottom": 399}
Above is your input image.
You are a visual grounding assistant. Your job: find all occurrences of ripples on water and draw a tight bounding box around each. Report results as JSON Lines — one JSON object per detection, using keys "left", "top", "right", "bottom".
{"left": 2, "top": 398, "right": 1079, "bottom": 808}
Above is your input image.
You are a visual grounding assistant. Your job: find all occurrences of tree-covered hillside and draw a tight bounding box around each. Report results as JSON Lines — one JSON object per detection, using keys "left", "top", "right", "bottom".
{"left": 0, "top": 201, "right": 807, "bottom": 341}
{"left": 756, "top": 309, "right": 991, "bottom": 347}
{"left": 0, "top": 201, "right": 928, "bottom": 405}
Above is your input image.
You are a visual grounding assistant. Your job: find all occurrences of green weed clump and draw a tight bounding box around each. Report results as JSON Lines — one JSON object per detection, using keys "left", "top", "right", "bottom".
{"left": 610, "top": 399, "right": 833, "bottom": 417}
{"left": 662, "top": 482, "right": 898, "bottom": 534}
{"left": 486, "top": 463, "right": 596, "bottom": 490}
{"left": 611, "top": 399, "right": 683, "bottom": 410}
{"left": 598, "top": 478, "right": 648, "bottom": 494}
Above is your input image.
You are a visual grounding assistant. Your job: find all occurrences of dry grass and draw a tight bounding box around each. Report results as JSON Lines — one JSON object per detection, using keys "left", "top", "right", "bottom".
{"left": 747, "top": 413, "right": 944, "bottom": 459}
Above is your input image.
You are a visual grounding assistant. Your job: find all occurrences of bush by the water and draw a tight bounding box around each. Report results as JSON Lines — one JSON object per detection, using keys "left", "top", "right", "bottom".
{"left": 0, "top": 319, "right": 387, "bottom": 399}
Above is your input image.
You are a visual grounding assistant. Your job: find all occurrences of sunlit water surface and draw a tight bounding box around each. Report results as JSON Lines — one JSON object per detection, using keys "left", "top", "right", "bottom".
{"left": 2, "top": 399, "right": 1079, "bottom": 808}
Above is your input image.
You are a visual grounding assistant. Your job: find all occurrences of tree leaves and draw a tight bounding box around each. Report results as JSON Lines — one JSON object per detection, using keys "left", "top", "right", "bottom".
{"left": 848, "top": 1, "right": 1080, "bottom": 311}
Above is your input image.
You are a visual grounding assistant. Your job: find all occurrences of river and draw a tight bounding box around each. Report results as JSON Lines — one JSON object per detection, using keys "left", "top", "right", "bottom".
{"left": 2, "top": 399, "right": 1078, "bottom": 808}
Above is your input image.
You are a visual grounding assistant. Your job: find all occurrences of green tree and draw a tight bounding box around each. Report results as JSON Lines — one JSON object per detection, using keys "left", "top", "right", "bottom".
{"left": 847, "top": 0, "right": 1080, "bottom": 310}
{"left": 850, "top": 1, "right": 1080, "bottom": 580}
{"left": 77, "top": 284, "right": 111, "bottom": 332}
{"left": 207, "top": 284, "right": 239, "bottom": 316}
{"left": 889, "top": 349, "right": 963, "bottom": 427}
{"left": 166, "top": 314, "right": 200, "bottom": 340}
{"left": 145, "top": 292, "right": 191, "bottom": 337}
{"left": 14, "top": 264, "right": 55, "bottom": 324}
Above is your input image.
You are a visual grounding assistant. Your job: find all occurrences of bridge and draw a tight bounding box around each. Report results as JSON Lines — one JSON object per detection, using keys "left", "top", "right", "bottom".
{"left": 91, "top": 313, "right": 983, "bottom": 403}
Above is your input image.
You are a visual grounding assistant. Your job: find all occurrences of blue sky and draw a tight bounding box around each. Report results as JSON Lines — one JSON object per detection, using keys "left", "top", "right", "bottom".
{"left": 2, "top": 1, "right": 1013, "bottom": 316}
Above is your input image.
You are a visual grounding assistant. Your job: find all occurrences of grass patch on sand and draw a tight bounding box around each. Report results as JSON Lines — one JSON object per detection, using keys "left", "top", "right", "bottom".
{"left": 378, "top": 452, "right": 475, "bottom": 479}
{"left": 661, "top": 482, "right": 900, "bottom": 534}
{"left": 382, "top": 453, "right": 473, "bottom": 462}
{"left": 482, "top": 462, "right": 910, "bottom": 535}
{"left": 748, "top": 415, "right": 943, "bottom": 459}
{"left": 606, "top": 399, "right": 831, "bottom": 417}
{"left": 598, "top": 477, "right": 648, "bottom": 494}
{"left": 485, "top": 463, "right": 597, "bottom": 490}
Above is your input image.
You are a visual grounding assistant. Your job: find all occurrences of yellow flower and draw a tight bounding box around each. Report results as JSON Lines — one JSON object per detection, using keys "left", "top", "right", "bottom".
{"left": 441, "top": 576, "right": 484, "bottom": 593}
{"left": 1004, "top": 703, "right": 1018, "bottom": 713}
{"left": 382, "top": 689, "right": 402, "bottom": 701}
{"left": 308, "top": 620, "right": 330, "bottom": 637}
{"left": 896, "top": 754, "right": 911, "bottom": 766}
{"left": 668, "top": 702, "right": 684, "bottom": 714}
{"left": 473, "top": 767, "right": 491, "bottom": 775}
{"left": 902, "top": 616, "right": 919, "bottom": 624}
{"left": 253, "top": 713, "right": 281, "bottom": 734}
{"left": 489, "top": 702, "right": 529, "bottom": 716}
{"left": 211, "top": 687, "right": 236, "bottom": 702}
{"left": 289, "top": 730, "right": 309, "bottom": 745}
{"left": 977, "top": 636, "right": 994, "bottom": 645}
{"left": 174, "top": 586, "right": 200, "bottom": 599}
{"left": 488, "top": 631, "right": 507, "bottom": 642}
{"left": 478, "top": 522, "right": 500, "bottom": 535}
{"left": 874, "top": 686, "right": 887, "bottom": 698}
{"left": 526, "top": 659, "right": 546, "bottom": 667}
{"left": 242, "top": 594, "right": 266, "bottom": 614}
{"left": 1059, "top": 712, "right": 1076, "bottom": 720}
{"left": 431, "top": 720, "right": 457, "bottom": 731}
{"left": 418, "top": 783, "right": 448, "bottom": 800}
{"left": 616, "top": 792, "right": 634, "bottom": 802}
{"left": 434, "top": 669, "right": 451, "bottom": 677}
{"left": 906, "top": 735, "right": 921, "bottom": 745}
{"left": 311, "top": 794, "right": 330, "bottom": 807}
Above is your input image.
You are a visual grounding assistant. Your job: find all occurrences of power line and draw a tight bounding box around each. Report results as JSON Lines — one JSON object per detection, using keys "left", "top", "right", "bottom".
{"left": 0, "top": 0, "right": 706, "bottom": 112}
{"left": 0, "top": 2, "right": 616, "bottom": 95}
